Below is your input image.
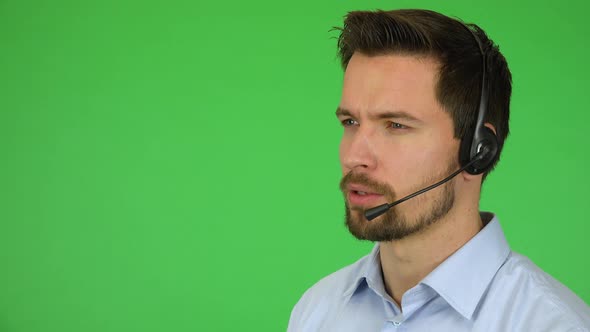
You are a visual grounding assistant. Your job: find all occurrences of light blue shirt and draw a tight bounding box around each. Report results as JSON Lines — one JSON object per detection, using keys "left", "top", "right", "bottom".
{"left": 288, "top": 213, "right": 590, "bottom": 331}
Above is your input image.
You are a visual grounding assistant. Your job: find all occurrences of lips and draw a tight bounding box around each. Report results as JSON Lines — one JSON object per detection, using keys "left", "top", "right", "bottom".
{"left": 347, "top": 184, "right": 381, "bottom": 195}
{"left": 346, "top": 184, "right": 384, "bottom": 206}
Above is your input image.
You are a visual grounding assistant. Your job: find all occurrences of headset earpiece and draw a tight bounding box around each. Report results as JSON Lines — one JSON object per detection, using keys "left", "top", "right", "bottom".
{"left": 460, "top": 125, "right": 498, "bottom": 175}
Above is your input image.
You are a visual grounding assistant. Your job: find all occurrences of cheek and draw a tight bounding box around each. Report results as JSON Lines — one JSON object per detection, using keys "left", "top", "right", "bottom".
{"left": 379, "top": 144, "right": 416, "bottom": 178}
{"left": 381, "top": 135, "right": 451, "bottom": 178}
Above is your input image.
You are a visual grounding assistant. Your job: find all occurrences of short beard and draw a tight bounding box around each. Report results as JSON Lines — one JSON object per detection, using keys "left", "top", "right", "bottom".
{"left": 340, "top": 165, "right": 456, "bottom": 242}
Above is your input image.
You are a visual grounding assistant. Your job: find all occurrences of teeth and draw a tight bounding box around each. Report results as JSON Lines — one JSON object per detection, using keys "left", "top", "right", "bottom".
{"left": 357, "top": 191, "right": 367, "bottom": 195}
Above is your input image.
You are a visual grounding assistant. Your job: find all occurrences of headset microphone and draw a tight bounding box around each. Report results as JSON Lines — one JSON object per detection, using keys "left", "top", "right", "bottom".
{"left": 364, "top": 147, "right": 489, "bottom": 221}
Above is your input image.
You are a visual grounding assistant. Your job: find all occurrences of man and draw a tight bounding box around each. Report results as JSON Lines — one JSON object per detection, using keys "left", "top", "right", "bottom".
{"left": 287, "top": 9, "right": 590, "bottom": 331}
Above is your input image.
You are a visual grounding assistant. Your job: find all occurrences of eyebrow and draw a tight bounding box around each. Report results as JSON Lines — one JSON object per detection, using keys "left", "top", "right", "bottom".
{"left": 335, "top": 107, "right": 423, "bottom": 123}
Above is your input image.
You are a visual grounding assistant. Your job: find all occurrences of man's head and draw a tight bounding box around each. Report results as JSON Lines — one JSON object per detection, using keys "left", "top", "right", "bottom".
{"left": 335, "top": 9, "right": 512, "bottom": 241}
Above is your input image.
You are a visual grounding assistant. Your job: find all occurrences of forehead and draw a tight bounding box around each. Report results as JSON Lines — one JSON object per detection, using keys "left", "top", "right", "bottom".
{"left": 340, "top": 52, "right": 445, "bottom": 120}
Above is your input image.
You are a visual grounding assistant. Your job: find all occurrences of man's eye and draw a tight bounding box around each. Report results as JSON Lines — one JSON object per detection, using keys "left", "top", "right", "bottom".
{"left": 341, "top": 119, "right": 358, "bottom": 126}
{"left": 388, "top": 122, "right": 408, "bottom": 130}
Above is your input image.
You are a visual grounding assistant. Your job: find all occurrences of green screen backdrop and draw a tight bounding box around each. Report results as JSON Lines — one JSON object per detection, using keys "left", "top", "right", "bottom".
{"left": 1, "top": 0, "right": 589, "bottom": 331}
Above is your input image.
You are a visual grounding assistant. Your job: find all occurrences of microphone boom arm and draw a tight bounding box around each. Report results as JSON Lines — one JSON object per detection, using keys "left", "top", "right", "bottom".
{"left": 364, "top": 153, "right": 485, "bottom": 221}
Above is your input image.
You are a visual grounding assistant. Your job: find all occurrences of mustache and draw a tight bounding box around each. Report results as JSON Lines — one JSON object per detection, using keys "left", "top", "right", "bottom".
{"left": 339, "top": 172, "right": 396, "bottom": 198}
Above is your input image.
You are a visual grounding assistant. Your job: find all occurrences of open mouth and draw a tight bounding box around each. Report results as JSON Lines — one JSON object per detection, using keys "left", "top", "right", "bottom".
{"left": 348, "top": 190, "right": 383, "bottom": 206}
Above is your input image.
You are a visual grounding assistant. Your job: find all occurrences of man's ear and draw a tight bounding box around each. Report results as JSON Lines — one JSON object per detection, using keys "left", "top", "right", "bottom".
{"left": 484, "top": 122, "right": 497, "bottom": 135}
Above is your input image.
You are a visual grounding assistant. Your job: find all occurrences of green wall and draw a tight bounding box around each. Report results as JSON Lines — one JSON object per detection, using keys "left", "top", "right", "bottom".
{"left": 1, "top": 0, "right": 588, "bottom": 331}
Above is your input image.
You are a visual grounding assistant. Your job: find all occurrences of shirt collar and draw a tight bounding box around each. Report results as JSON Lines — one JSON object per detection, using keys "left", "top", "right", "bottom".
{"left": 421, "top": 212, "right": 511, "bottom": 319}
{"left": 342, "top": 242, "right": 384, "bottom": 299}
{"left": 343, "top": 212, "right": 511, "bottom": 320}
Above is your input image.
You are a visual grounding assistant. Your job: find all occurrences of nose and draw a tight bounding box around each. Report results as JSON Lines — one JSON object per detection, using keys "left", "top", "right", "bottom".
{"left": 340, "top": 126, "right": 378, "bottom": 172}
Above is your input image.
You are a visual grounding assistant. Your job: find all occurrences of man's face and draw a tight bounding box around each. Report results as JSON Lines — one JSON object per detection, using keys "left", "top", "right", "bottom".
{"left": 337, "top": 53, "right": 462, "bottom": 242}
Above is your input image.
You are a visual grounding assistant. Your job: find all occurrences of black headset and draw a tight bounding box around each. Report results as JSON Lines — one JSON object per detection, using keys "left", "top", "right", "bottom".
{"left": 457, "top": 23, "right": 499, "bottom": 175}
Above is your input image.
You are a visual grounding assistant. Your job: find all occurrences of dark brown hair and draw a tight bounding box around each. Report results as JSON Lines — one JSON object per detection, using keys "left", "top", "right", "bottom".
{"left": 335, "top": 9, "right": 512, "bottom": 179}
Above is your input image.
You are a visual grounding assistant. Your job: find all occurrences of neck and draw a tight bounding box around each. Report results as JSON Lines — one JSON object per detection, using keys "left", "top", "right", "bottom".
{"left": 378, "top": 204, "right": 483, "bottom": 307}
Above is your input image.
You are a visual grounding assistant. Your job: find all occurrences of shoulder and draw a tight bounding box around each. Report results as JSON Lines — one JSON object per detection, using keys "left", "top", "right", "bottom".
{"left": 287, "top": 250, "right": 372, "bottom": 331}
{"left": 481, "top": 251, "right": 590, "bottom": 331}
